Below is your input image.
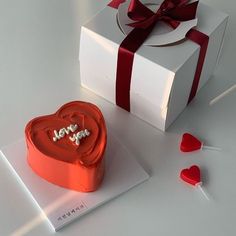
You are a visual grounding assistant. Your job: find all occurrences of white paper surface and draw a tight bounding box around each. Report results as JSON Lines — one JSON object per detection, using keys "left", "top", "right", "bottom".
{"left": 0, "top": 130, "right": 149, "bottom": 231}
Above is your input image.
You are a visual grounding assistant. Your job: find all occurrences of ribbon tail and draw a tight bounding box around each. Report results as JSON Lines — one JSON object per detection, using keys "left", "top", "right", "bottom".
{"left": 128, "top": 0, "right": 154, "bottom": 21}
{"left": 162, "top": 16, "right": 181, "bottom": 29}
{"left": 168, "top": 1, "right": 199, "bottom": 21}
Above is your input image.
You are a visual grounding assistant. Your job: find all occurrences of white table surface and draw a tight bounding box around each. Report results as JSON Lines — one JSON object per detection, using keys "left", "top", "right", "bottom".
{"left": 0, "top": 0, "right": 236, "bottom": 235}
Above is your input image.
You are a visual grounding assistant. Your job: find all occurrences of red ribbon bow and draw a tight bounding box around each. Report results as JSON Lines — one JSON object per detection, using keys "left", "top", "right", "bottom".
{"left": 127, "top": 0, "right": 198, "bottom": 29}
{"left": 108, "top": 0, "right": 209, "bottom": 115}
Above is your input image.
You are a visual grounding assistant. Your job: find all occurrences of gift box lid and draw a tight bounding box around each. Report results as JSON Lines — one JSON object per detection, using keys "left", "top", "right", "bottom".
{"left": 81, "top": 1, "right": 228, "bottom": 72}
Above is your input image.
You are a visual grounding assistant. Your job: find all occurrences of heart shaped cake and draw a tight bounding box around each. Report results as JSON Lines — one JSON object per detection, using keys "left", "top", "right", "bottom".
{"left": 25, "top": 101, "right": 107, "bottom": 192}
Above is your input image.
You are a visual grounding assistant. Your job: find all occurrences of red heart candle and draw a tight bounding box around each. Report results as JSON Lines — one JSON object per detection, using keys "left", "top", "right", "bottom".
{"left": 180, "top": 165, "right": 201, "bottom": 186}
{"left": 180, "top": 165, "right": 210, "bottom": 200}
{"left": 180, "top": 133, "right": 202, "bottom": 152}
{"left": 180, "top": 133, "right": 221, "bottom": 152}
{"left": 25, "top": 101, "right": 107, "bottom": 192}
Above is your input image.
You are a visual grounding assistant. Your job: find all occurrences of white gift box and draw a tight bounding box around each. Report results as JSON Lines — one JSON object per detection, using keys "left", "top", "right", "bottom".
{"left": 79, "top": 0, "right": 228, "bottom": 131}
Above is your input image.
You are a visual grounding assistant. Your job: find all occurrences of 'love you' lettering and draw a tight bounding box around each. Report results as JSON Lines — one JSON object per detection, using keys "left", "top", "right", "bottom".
{"left": 52, "top": 124, "right": 90, "bottom": 146}
{"left": 53, "top": 124, "right": 78, "bottom": 141}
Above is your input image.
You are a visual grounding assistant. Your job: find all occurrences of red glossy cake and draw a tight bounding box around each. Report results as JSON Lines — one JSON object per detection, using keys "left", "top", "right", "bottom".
{"left": 25, "top": 101, "right": 107, "bottom": 192}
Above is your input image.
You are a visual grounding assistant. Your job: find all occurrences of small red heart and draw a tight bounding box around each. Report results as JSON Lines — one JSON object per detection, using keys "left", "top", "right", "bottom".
{"left": 180, "top": 165, "right": 201, "bottom": 186}
{"left": 25, "top": 101, "right": 107, "bottom": 192}
{"left": 180, "top": 133, "right": 202, "bottom": 152}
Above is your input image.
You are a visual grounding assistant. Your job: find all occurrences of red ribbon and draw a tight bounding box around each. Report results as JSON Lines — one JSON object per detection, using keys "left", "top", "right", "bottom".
{"left": 108, "top": 0, "right": 126, "bottom": 8}
{"left": 109, "top": 0, "right": 209, "bottom": 111}
{"left": 186, "top": 29, "right": 209, "bottom": 103}
{"left": 127, "top": 0, "right": 198, "bottom": 29}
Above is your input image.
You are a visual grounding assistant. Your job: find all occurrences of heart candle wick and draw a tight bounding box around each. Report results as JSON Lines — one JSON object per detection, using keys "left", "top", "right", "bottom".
{"left": 195, "top": 183, "right": 210, "bottom": 201}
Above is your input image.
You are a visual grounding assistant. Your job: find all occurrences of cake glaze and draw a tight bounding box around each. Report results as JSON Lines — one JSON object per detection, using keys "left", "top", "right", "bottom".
{"left": 25, "top": 101, "right": 107, "bottom": 192}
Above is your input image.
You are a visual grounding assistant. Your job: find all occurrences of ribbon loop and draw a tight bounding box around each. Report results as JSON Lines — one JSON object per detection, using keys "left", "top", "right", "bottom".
{"left": 128, "top": 0, "right": 154, "bottom": 21}
{"left": 127, "top": 0, "right": 198, "bottom": 29}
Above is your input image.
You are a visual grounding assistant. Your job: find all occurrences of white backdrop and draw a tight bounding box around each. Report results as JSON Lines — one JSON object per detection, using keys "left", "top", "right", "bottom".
{"left": 0, "top": 0, "right": 236, "bottom": 235}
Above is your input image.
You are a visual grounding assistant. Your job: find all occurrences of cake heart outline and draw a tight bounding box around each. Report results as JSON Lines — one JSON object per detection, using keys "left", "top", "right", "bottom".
{"left": 25, "top": 101, "right": 107, "bottom": 192}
